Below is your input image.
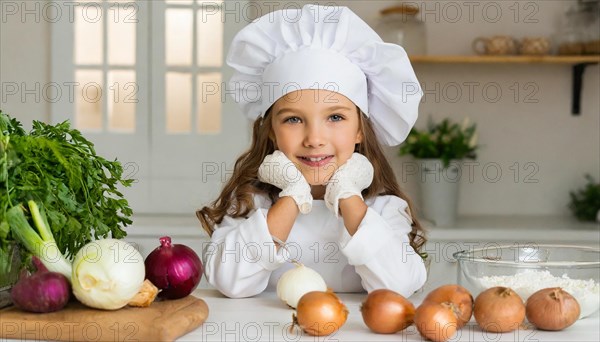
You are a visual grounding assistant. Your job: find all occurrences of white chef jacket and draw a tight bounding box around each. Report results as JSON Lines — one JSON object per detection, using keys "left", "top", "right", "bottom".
{"left": 201, "top": 194, "right": 427, "bottom": 299}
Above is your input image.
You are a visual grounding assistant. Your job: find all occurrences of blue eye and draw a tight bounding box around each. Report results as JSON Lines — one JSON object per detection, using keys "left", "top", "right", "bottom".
{"left": 284, "top": 116, "right": 301, "bottom": 124}
{"left": 330, "top": 114, "right": 344, "bottom": 122}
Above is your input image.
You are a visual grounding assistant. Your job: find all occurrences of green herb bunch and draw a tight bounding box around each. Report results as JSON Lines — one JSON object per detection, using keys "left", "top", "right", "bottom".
{"left": 0, "top": 111, "right": 134, "bottom": 263}
{"left": 569, "top": 174, "right": 600, "bottom": 222}
{"left": 399, "top": 117, "right": 478, "bottom": 168}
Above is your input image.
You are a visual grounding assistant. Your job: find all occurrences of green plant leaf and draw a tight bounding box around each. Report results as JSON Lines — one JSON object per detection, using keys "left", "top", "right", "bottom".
{"left": 568, "top": 174, "right": 600, "bottom": 222}
{"left": 0, "top": 111, "right": 134, "bottom": 259}
{"left": 399, "top": 116, "right": 479, "bottom": 167}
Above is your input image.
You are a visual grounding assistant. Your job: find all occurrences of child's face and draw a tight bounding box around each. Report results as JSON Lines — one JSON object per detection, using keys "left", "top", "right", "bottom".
{"left": 270, "top": 89, "right": 363, "bottom": 186}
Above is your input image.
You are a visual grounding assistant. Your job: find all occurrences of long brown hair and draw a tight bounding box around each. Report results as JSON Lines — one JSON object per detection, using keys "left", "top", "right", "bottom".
{"left": 196, "top": 108, "right": 427, "bottom": 253}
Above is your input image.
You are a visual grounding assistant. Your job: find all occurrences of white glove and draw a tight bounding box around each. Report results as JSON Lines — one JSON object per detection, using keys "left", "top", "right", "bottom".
{"left": 325, "top": 153, "right": 374, "bottom": 217}
{"left": 258, "top": 150, "right": 312, "bottom": 214}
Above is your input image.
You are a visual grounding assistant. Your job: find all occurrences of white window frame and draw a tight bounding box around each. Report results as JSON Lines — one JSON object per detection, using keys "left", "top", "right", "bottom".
{"left": 50, "top": 0, "right": 250, "bottom": 214}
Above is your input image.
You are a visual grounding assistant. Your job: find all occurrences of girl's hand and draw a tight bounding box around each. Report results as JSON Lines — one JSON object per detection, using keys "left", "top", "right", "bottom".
{"left": 258, "top": 150, "right": 313, "bottom": 214}
{"left": 324, "top": 153, "right": 374, "bottom": 217}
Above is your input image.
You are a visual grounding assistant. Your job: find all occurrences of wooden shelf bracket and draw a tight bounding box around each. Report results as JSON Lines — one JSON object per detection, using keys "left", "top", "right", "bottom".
{"left": 572, "top": 62, "right": 598, "bottom": 115}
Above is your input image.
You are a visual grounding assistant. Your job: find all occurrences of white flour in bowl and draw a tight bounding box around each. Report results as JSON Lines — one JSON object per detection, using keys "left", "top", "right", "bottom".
{"left": 477, "top": 270, "right": 600, "bottom": 318}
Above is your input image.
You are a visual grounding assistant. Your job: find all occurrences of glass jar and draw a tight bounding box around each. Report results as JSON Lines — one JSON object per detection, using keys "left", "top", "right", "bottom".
{"left": 582, "top": 1, "right": 600, "bottom": 54}
{"left": 375, "top": 4, "right": 427, "bottom": 55}
{"left": 585, "top": 16, "right": 600, "bottom": 54}
{"left": 554, "top": 5, "right": 587, "bottom": 55}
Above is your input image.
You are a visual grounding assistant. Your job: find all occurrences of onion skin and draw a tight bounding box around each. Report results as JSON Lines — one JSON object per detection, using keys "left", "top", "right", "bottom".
{"left": 474, "top": 286, "right": 525, "bottom": 333}
{"left": 10, "top": 257, "right": 70, "bottom": 313}
{"left": 414, "top": 302, "right": 458, "bottom": 342}
{"left": 360, "top": 289, "right": 415, "bottom": 334}
{"left": 128, "top": 279, "right": 159, "bottom": 308}
{"left": 145, "top": 236, "right": 203, "bottom": 299}
{"left": 424, "top": 284, "right": 473, "bottom": 328}
{"left": 293, "top": 291, "right": 348, "bottom": 336}
{"left": 526, "top": 287, "right": 580, "bottom": 331}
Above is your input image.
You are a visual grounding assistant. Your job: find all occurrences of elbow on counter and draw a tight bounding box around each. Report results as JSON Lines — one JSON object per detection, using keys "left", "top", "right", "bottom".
{"left": 213, "top": 283, "right": 266, "bottom": 299}
{"left": 397, "top": 244, "right": 429, "bottom": 296}
{"left": 408, "top": 258, "right": 428, "bottom": 295}
{"left": 389, "top": 259, "right": 427, "bottom": 297}
{"left": 203, "top": 266, "right": 269, "bottom": 299}
{"left": 405, "top": 254, "right": 428, "bottom": 296}
{"left": 201, "top": 245, "right": 261, "bottom": 298}
{"left": 365, "top": 256, "right": 428, "bottom": 297}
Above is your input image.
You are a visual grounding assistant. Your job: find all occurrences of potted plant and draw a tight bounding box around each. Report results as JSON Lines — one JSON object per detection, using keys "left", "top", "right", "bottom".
{"left": 568, "top": 174, "right": 600, "bottom": 222}
{"left": 399, "top": 117, "right": 478, "bottom": 226}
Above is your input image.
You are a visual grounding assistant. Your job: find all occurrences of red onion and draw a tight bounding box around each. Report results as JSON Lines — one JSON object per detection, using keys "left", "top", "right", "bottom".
{"left": 10, "top": 256, "right": 70, "bottom": 313}
{"left": 144, "top": 236, "right": 203, "bottom": 299}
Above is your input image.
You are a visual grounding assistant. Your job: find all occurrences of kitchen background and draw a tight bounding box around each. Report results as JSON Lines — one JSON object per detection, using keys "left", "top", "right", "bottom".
{"left": 1, "top": 0, "right": 598, "bottom": 235}
{"left": 2, "top": 3, "right": 599, "bottom": 336}
{"left": 0, "top": 0, "right": 600, "bottom": 216}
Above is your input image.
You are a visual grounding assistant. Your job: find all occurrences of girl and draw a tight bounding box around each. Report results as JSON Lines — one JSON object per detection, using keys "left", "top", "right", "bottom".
{"left": 197, "top": 4, "right": 427, "bottom": 298}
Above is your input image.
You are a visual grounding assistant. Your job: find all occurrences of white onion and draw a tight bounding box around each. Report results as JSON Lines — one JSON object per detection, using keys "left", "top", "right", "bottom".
{"left": 72, "top": 239, "right": 145, "bottom": 310}
{"left": 277, "top": 261, "right": 327, "bottom": 308}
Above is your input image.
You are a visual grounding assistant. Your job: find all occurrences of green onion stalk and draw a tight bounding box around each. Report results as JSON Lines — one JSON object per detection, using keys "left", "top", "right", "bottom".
{"left": 7, "top": 201, "right": 72, "bottom": 280}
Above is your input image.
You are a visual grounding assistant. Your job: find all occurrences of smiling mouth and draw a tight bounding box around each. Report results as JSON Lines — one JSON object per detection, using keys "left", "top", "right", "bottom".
{"left": 299, "top": 156, "right": 332, "bottom": 162}
{"left": 297, "top": 155, "right": 334, "bottom": 167}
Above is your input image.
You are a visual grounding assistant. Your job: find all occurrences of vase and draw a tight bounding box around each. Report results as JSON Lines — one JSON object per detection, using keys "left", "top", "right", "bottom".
{"left": 375, "top": 4, "right": 427, "bottom": 55}
{"left": 418, "top": 159, "right": 461, "bottom": 227}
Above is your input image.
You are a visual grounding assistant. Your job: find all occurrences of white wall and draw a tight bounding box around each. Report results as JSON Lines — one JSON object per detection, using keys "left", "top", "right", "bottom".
{"left": 1, "top": 0, "right": 598, "bottom": 217}
{"left": 0, "top": 0, "right": 50, "bottom": 127}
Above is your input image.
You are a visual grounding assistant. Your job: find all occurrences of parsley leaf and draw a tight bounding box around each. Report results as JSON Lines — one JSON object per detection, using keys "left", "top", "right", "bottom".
{"left": 0, "top": 111, "right": 134, "bottom": 261}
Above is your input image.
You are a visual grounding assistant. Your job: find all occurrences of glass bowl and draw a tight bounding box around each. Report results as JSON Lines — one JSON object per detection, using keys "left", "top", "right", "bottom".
{"left": 453, "top": 244, "right": 600, "bottom": 319}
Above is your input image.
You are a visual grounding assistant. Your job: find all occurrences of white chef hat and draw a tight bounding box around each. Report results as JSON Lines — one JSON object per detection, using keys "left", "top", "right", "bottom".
{"left": 226, "top": 4, "right": 422, "bottom": 146}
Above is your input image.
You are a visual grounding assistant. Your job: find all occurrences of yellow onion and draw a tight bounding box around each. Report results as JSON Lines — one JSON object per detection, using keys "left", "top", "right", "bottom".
{"left": 526, "top": 287, "right": 580, "bottom": 331}
{"left": 360, "top": 289, "right": 415, "bottom": 334}
{"left": 474, "top": 286, "right": 525, "bottom": 332}
{"left": 423, "top": 284, "right": 473, "bottom": 328}
{"left": 414, "top": 302, "right": 459, "bottom": 342}
{"left": 293, "top": 291, "right": 348, "bottom": 336}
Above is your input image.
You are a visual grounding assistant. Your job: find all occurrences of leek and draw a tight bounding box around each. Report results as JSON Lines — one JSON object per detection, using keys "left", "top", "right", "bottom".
{"left": 6, "top": 201, "right": 72, "bottom": 280}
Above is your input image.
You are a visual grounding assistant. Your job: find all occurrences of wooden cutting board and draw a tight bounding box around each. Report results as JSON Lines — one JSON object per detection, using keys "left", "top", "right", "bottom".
{"left": 0, "top": 295, "right": 208, "bottom": 342}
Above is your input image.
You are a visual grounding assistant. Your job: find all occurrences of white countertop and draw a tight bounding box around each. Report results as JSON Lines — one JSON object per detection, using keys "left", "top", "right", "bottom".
{"left": 183, "top": 288, "right": 600, "bottom": 342}
{"left": 124, "top": 213, "right": 599, "bottom": 341}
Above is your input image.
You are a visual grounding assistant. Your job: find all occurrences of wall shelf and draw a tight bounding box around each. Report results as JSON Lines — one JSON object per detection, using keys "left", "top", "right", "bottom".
{"left": 409, "top": 55, "right": 600, "bottom": 115}
{"left": 409, "top": 55, "right": 600, "bottom": 64}
{"left": 424, "top": 215, "right": 599, "bottom": 244}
